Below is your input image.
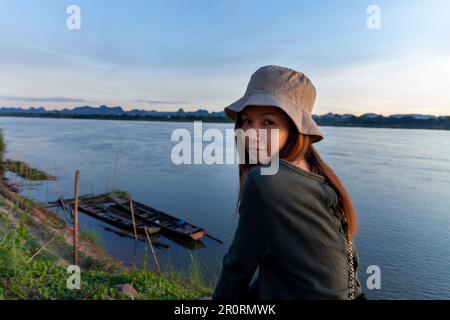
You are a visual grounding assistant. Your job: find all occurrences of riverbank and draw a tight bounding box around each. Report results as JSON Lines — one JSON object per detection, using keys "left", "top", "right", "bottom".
{"left": 0, "top": 180, "right": 212, "bottom": 300}
{"left": 0, "top": 131, "right": 212, "bottom": 300}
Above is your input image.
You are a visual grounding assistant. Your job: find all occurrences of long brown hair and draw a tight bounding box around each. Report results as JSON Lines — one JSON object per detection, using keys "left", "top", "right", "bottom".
{"left": 235, "top": 110, "right": 358, "bottom": 237}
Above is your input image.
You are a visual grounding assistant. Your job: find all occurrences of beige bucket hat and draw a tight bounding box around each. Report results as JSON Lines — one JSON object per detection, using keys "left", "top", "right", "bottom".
{"left": 224, "top": 65, "right": 323, "bottom": 143}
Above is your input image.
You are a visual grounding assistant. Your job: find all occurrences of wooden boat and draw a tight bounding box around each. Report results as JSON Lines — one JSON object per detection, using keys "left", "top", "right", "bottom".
{"left": 50, "top": 192, "right": 206, "bottom": 241}
{"left": 61, "top": 195, "right": 161, "bottom": 236}
{"left": 106, "top": 193, "right": 206, "bottom": 241}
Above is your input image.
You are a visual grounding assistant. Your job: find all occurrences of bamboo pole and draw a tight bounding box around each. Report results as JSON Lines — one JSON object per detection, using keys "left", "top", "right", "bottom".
{"left": 74, "top": 170, "right": 80, "bottom": 266}
{"left": 45, "top": 164, "right": 49, "bottom": 203}
{"left": 129, "top": 197, "right": 138, "bottom": 241}
{"left": 144, "top": 227, "right": 161, "bottom": 274}
{"left": 28, "top": 237, "right": 56, "bottom": 263}
{"left": 205, "top": 233, "right": 223, "bottom": 244}
{"left": 89, "top": 174, "right": 94, "bottom": 195}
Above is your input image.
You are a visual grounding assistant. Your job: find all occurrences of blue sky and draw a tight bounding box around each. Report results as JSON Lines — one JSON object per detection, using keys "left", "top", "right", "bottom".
{"left": 1, "top": 0, "right": 450, "bottom": 115}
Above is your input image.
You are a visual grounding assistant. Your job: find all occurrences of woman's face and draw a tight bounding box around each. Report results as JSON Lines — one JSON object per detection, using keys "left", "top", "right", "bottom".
{"left": 239, "top": 105, "right": 290, "bottom": 161}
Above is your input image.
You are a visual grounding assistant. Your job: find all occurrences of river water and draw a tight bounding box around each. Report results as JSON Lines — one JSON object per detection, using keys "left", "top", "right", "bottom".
{"left": 1, "top": 117, "right": 449, "bottom": 299}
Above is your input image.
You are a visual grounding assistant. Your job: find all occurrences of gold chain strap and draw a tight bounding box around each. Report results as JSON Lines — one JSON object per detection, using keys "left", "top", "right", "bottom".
{"left": 346, "top": 231, "right": 356, "bottom": 300}
{"left": 339, "top": 207, "right": 356, "bottom": 300}
{"left": 331, "top": 195, "right": 357, "bottom": 300}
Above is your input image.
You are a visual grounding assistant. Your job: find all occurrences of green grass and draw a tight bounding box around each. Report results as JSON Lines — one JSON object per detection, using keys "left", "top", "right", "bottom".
{"left": 110, "top": 189, "right": 130, "bottom": 197}
{"left": 79, "top": 228, "right": 102, "bottom": 246}
{"left": 0, "top": 130, "right": 4, "bottom": 176}
{"left": 2, "top": 159, "right": 56, "bottom": 181}
{"left": 0, "top": 196, "right": 212, "bottom": 300}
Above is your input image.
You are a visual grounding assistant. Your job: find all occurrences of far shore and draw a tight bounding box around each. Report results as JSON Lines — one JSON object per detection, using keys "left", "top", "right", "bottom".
{"left": 1, "top": 113, "right": 450, "bottom": 131}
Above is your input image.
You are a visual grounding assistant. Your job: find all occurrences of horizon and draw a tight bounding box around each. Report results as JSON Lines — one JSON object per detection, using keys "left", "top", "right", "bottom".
{"left": 1, "top": 1, "right": 450, "bottom": 115}
{"left": 0, "top": 104, "right": 448, "bottom": 118}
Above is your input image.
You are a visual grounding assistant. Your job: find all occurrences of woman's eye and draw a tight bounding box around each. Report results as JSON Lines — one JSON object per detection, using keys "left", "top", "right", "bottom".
{"left": 264, "top": 119, "right": 275, "bottom": 125}
{"left": 242, "top": 119, "right": 250, "bottom": 124}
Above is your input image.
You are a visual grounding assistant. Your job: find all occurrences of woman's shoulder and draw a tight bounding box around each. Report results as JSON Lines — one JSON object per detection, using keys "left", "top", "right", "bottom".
{"left": 242, "top": 160, "right": 327, "bottom": 207}
{"left": 243, "top": 161, "right": 292, "bottom": 194}
{"left": 246, "top": 159, "right": 323, "bottom": 188}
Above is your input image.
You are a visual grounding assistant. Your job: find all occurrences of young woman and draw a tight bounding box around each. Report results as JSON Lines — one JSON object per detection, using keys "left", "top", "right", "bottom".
{"left": 212, "top": 65, "right": 364, "bottom": 300}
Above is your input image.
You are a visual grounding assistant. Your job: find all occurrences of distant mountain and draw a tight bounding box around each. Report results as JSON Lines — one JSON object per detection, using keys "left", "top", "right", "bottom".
{"left": 0, "top": 106, "right": 449, "bottom": 130}
{"left": 59, "top": 105, "right": 125, "bottom": 115}
{"left": 0, "top": 105, "right": 229, "bottom": 122}
{"left": 390, "top": 114, "right": 437, "bottom": 120}
{"left": 313, "top": 112, "right": 450, "bottom": 130}
{"left": 361, "top": 113, "right": 382, "bottom": 119}
{"left": 0, "top": 105, "right": 225, "bottom": 117}
{"left": 0, "top": 107, "right": 46, "bottom": 114}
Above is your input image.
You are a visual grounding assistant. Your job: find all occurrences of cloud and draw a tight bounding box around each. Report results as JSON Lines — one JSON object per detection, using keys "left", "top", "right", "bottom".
{"left": 313, "top": 49, "right": 450, "bottom": 116}
{"left": 0, "top": 96, "right": 93, "bottom": 103}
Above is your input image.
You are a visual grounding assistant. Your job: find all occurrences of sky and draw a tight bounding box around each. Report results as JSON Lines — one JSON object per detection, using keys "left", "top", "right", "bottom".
{"left": 0, "top": 0, "right": 450, "bottom": 116}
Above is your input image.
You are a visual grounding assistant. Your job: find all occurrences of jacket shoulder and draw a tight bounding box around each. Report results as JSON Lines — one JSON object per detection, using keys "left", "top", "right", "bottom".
{"left": 244, "top": 163, "right": 289, "bottom": 193}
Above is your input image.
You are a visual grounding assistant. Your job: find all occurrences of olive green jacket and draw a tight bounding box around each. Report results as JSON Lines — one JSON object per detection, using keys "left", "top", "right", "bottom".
{"left": 213, "top": 159, "right": 362, "bottom": 300}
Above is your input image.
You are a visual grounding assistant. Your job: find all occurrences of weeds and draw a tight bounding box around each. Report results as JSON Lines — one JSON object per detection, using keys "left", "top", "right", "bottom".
{"left": 2, "top": 159, "right": 56, "bottom": 181}
{"left": 0, "top": 195, "right": 212, "bottom": 300}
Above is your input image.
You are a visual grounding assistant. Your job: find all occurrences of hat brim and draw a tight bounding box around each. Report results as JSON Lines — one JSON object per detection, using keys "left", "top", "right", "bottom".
{"left": 224, "top": 91, "right": 324, "bottom": 143}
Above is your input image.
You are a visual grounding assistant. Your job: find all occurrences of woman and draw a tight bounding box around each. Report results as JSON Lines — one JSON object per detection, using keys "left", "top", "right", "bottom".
{"left": 212, "top": 65, "right": 364, "bottom": 300}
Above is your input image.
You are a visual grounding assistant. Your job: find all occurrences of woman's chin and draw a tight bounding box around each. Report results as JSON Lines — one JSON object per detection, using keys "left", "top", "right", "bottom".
{"left": 247, "top": 150, "right": 275, "bottom": 165}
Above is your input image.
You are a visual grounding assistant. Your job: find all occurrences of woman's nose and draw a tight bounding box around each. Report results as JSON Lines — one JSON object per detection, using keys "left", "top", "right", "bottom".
{"left": 251, "top": 124, "right": 263, "bottom": 135}
{"left": 248, "top": 127, "right": 262, "bottom": 145}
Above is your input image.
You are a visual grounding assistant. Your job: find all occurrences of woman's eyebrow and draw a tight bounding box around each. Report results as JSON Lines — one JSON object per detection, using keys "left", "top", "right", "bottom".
{"left": 259, "top": 111, "right": 278, "bottom": 116}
